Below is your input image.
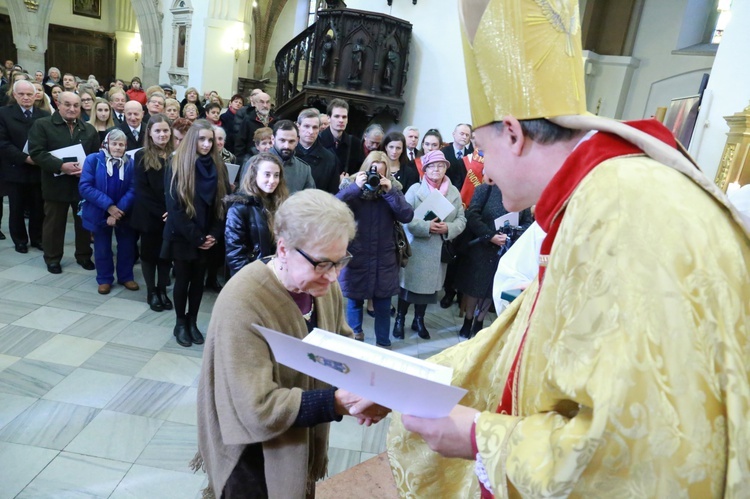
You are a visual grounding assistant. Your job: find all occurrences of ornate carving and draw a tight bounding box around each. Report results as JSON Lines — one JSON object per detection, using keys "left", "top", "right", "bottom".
{"left": 167, "top": 70, "right": 189, "bottom": 86}
{"left": 24, "top": 0, "right": 39, "bottom": 12}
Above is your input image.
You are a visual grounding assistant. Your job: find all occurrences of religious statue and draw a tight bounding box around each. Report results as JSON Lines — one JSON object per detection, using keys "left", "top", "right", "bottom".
{"left": 318, "top": 34, "right": 334, "bottom": 83}
{"left": 349, "top": 38, "right": 364, "bottom": 84}
{"left": 382, "top": 43, "right": 399, "bottom": 91}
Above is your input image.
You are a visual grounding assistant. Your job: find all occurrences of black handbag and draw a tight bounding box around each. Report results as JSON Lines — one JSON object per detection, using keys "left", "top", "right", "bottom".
{"left": 394, "top": 221, "right": 411, "bottom": 268}
{"left": 441, "top": 238, "right": 459, "bottom": 264}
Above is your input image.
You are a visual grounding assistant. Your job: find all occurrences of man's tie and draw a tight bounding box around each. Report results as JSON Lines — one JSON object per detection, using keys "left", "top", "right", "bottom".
{"left": 133, "top": 129, "right": 139, "bottom": 141}
{"left": 334, "top": 139, "right": 340, "bottom": 149}
{"left": 118, "top": 113, "right": 124, "bottom": 122}
{"left": 456, "top": 150, "right": 463, "bottom": 160}
{"left": 24, "top": 110, "right": 31, "bottom": 120}
{"left": 408, "top": 150, "right": 414, "bottom": 161}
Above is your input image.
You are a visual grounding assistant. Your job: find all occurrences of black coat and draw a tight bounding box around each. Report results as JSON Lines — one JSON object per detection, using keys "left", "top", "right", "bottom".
{"left": 28, "top": 113, "right": 100, "bottom": 203}
{"left": 391, "top": 162, "right": 420, "bottom": 197}
{"left": 455, "top": 184, "right": 533, "bottom": 298}
{"left": 130, "top": 150, "right": 167, "bottom": 233}
{"left": 220, "top": 109, "right": 238, "bottom": 154}
{"left": 116, "top": 122, "right": 147, "bottom": 150}
{"left": 223, "top": 192, "right": 275, "bottom": 276}
{"left": 295, "top": 140, "right": 340, "bottom": 194}
{"left": 235, "top": 108, "right": 275, "bottom": 164}
{"left": 161, "top": 162, "right": 225, "bottom": 261}
{"left": 0, "top": 105, "right": 50, "bottom": 183}
{"left": 318, "top": 127, "right": 356, "bottom": 174}
{"left": 441, "top": 143, "right": 474, "bottom": 190}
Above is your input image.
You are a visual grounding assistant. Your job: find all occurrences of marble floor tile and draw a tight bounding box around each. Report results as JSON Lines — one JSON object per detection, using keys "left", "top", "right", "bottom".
{"left": 136, "top": 352, "right": 202, "bottom": 387}
{"left": 160, "top": 335, "right": 205, "bottom": 358}
{"left": 164, "top": 387, "right": 198, "bottom": 426}
{"left": 0, "top": 399, "right": 99, "bottom": 450}
{"left": 135, "top": 307, "right": 179, "bottom": 328}
{"left": 90, "top": 296, "right": 150, "bottom": 320}
{"left": 0, "top": 353, "right": 19, "bottom": 372}
{"left": 326, "top": 447, "right": 361, "bottom": 477}
{"left": 33, "top": 271, "right": 94, "bottom": 290}
{"left": 0, "top": 299, "right": 38, "bottom": 323}
{"left": 11, "top": 305, "right": 86, "bottom": 333}
{"left": 0, "top": 278, "right": 28, "bottom": 297}
{"left": 80, "top": 343, "right": 156, "bottom": 376}
{"left": 0, "top": 283, "right": 68, "bottom": 306}
{"left": 105, "top": 377, "right": 188, "bottom": 419}
{"left": 359, "top": 451, "right": 378, "bottom": 463}
{"left": 0, "top": 392, "right": 37, "bottom": 430}
{"left": 17, "top": 451, "right": 131, "bottom": 499}
{"left": 0, "top": 359, "right": 75, "bottom": 398}
{"left": 46, "top": 289, "right": 112, "bottom": 313}
{"left": 0, "top": 325, "right": 56, "bottom": 357}
{"left": 110, "top": 321, "right": 172, "bottom": 351}
{"left": 61, "top": 314, "right": 131, "bottom": 341}
{"left": 0, "top": 264, "right": 50, "bottom": 283}
{"left": 109, "top": 464, "right": 206, "bottom": 499}
{"left": 26, "top": 334, "right": 105, "bottom": 367}
{"left": 135, "top": 421, "right": 197, "bottom": 473}
{"left": 43, "top": 368, "right": 132, "bottom": 409}
{"left": 65, "top": 409, "right": 163, "bottom": 462}
{"left": 329, "top": 415, "right": 365, "bottom": 451}
{"left": 0, "top": 442, "right": 59, "bottom": 499}
{"left": 361, "top": 417, "right": 391, "bottom": 454}
{"left": 0, "top": 248, "right": 38, "bottom": 266}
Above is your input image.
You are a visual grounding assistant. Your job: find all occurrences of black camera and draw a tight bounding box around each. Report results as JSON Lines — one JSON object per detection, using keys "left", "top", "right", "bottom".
{"left": 364, "top": 165, "right": 381, "bottom": 192}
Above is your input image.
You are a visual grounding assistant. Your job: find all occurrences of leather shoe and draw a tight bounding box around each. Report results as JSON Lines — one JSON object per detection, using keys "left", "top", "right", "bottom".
{"left": 439, "top": 292, "right": 455, "bottom": 309}
{"left": 120, "top": 280, "right": 140, "bottom": 291}
{"left": 98, "top": 283, "right": 111, "bottom": 295}
{"left": 204, "top": 279, "right": 223, "bottom": 293}
{"left": 30, "top": 241, "right": 43, "bottom": 251}
{"left": 158, "top": 288, "right": 173, "bottom": 310}
{"left": 46, "top": 263, "right": 62, "bottom": 274}
{"left": 188, "top": 318, "right": 204, "bottom": 345}
{"left": 15, "top": 243, "right": 28, "bottom": 254}
{"left": 147, "top": 288, "right": 164, "bottom": 312}
{"left": 174, "top": 318, "right": 192, "bottom": 347}
{"left": 77, "top": 258, "right": 95, "bottom": 270}
{"left": 353, "top": 332, "right": 365, "bottom": 341}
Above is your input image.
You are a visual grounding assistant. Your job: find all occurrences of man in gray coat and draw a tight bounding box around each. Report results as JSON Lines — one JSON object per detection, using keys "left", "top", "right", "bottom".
{"left": 28, "top": 91, "right": 100, "bottom": 274}
{"left": 270, "top": 120, "right": 315, "bottom": 194}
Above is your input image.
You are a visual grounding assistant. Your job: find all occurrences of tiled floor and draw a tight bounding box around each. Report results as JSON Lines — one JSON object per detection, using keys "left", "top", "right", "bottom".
{"left": 0, "top": 203, "right": 482, "bottom": 497}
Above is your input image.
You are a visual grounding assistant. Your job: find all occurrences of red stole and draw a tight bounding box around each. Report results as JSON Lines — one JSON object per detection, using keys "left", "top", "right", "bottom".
{"left": 460, "top": 152, "right": 485, "bottom": 208}
{"left": 415, "top": 157, "right": 424, "bottom": 178}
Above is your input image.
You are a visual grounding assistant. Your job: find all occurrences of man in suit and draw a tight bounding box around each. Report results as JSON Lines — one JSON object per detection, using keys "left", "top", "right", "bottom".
{"left": 0, "top": 80, "right": 50, "bottom": 253}
{"left": 441, "top": 123, "right": 474, "bottom": 189}
{"left": 118, "top": 100, "right": 146, "bottom": 150}
{"left": 318, "top": 98, "right": 356, "bottom": 174}
{"left": 29, "top": 92, "right": 100, "bottom": 273}
{"left": 295, "top": 108, "right": 340, "bottom": 194}
{"left": 403, "top": 126, "right": 421, "bottom": 161}
{"left": 109, "top": 89, "right": 127, "bottom": 126}
{"left": 350, "top": 124, "right": 384, "bottom": 175}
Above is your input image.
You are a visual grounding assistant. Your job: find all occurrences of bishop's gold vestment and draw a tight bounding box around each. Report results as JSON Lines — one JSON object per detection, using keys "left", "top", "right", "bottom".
{"left": 387, "top": 137, "right": 750, "bottom": 498}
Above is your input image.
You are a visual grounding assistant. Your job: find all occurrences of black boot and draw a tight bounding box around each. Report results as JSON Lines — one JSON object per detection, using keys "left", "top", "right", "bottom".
{"left": 147, "top": 288, "right": 164, "bottom": 312}
{"left": 188, "top": 316, "right": 204, "bottom": 345}
{"left": 174, "top": 317, "right": 191, "bottom": 347}
{"left": 470, "top": 318, "right": 484, "bottom": 338}
{"left": 159, "top": 287, "right": 173, "bottom": 310}
{"left": 414, "top": 304, "right": 430, "bottom": 339}
{"left": 459, "top": 317, "right": 473, "bottom": 339}
{"left": 439, "top": 290, "right": 456, "bottom": 309}
{"left": 392, "top": 299, "right": 409, "bottom": 339}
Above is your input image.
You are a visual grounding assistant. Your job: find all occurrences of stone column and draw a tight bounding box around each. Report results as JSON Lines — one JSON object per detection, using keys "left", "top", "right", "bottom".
{"left": 130, "top": 0, "right": 164, "bottom": 87}
{"left": 6, "top": 0, "right": 53, "bottom": 72}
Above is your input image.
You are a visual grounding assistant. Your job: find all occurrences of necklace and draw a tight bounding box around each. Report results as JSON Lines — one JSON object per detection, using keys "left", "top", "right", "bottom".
{"left": 270, "top": 258, "right": 314, "bottom": 322}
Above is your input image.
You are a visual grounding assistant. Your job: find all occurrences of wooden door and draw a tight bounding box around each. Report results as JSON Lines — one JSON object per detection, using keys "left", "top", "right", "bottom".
{"left": 44, "top": 24, "right": 115, "bottom": 85}
{"left": 0, "top": 15, "right": 18, "bottom": 67}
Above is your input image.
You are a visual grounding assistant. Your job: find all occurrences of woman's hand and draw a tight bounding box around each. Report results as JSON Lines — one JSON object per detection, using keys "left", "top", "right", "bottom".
{"left": 490, "top": 233, "right": 508, "bottom": 246}
{"left": 162, "top": 212, "right": 168, "bottom": 222}
{"left": 199, "top": 235, "right": 216, "bottom": 250}
{"left": 107, "top": 205, "right": 124, "bottom": 219}
{"left": 335, "top": 389, "right": 391, "bottom": 426}
{"left": 429, "top": 219, "right": 448, "bottom": 234}
{"left": 106, "top": 216, "right": 117, "bottom": 227}
{"left": 354, "top": 171, "right": 367, "bottom": 189}
{"left": 380, "top": 176, "right": 392, "bottom": 192}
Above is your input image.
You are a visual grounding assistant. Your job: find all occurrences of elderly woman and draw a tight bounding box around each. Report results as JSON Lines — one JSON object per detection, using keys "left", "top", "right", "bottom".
{"left": 395, "top": 150, "right": 466, "bottom": 340}
{"left": 337, "top": 151, "right": 414, "bottom": 348}
{"left": 196, "top": 189, "right": 386, "bottom": 499}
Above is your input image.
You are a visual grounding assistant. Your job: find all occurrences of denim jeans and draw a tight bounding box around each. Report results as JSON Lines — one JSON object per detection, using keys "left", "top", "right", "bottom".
{"left": 346, "top": 296, "right": 392, "bottom": 346}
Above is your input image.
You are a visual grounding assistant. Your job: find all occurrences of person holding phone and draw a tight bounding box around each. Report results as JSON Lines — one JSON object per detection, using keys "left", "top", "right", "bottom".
{"left": 395, "top": 150, "right": 466, "bottom": 339}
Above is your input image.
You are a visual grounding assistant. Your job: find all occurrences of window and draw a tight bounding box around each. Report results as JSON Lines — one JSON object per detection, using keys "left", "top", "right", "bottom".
{"left": 710, "top": 0, "right": 732, "bottom": 44}
{"left": 308, "top": 0, "right": 322, "bottom": 26}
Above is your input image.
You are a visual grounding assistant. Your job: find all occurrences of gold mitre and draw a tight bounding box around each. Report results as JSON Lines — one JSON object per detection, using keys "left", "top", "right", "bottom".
{"left": 459, "top": 0, "right": 587, "bottom": 126}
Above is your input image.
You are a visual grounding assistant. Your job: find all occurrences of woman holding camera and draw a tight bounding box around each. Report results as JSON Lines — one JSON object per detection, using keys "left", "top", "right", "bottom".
{"left": 396, "top": 150, "right": 466, "bottom": 340}
{"left": 336, "top": 151, "right": 414, "bottom": 348}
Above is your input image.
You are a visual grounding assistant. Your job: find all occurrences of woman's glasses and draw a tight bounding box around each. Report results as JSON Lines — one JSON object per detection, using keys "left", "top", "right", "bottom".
{"left": 295, "top": 248, "right": 353, "bottom": 274}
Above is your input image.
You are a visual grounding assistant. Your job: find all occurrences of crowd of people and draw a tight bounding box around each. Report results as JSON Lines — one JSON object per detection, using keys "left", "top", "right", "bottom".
{"left": 0, "top": 59, "right": 532, "bottom": 351}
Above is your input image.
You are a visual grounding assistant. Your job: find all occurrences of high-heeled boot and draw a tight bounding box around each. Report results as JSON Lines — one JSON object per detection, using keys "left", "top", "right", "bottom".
{"left": 392, "top": 299, "right": 410, "bottom": 339}
{"left": 459, "top": 317, "right": 473, "bottom": 338}
{"left": 413, "top": 304, "right": 430, "bottom": 339}
{"left": 470, "top": 318, "right": 485, "bottom": 338}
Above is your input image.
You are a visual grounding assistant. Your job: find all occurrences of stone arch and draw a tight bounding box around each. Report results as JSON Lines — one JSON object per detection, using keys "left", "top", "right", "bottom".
{"left": 131, "top": 0, "right": 164, "bottom": 86}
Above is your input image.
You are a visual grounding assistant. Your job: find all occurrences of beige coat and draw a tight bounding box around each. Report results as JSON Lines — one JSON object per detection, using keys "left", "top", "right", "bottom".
{"left": 196, "top": 260, "right": 353, "bottom": 498}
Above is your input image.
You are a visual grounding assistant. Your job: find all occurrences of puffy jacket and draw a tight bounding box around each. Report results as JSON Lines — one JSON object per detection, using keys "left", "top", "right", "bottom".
{"left": 224, "top": 192, "right": 275, "bottom": 276}
{"left": 336, "top": 180, "right": 414, "bottom": 299}
{"left": 78, "top": 150, "right": 135, "bottom": 231}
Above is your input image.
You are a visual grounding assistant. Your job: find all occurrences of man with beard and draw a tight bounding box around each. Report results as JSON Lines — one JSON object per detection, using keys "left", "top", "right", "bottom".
{"left": 295, "top": 108, "right": 339, "bottom": 194}
{"left": 235, "top": 91, "right": 274, "bottom": 165}
{"left": 270, "top": 120, "right": 314, "bottom": 194}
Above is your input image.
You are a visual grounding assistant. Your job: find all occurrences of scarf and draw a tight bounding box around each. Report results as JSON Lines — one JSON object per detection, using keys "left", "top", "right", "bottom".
{"left": 196, "top": 154, "right": 218, "bottom": 206}
{"left": 102, "top": 130, "right": 125, "bottom": 180}
{"left": 424, "top": 175, "right": 450, "bottom": 195}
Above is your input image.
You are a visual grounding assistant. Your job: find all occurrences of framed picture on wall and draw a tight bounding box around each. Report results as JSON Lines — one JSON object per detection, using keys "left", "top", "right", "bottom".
{"left": 663, "top": 95, "right": 700, "bottom": 149}
{"left": 73, "top": 0, "right": 101, "bottom": 20}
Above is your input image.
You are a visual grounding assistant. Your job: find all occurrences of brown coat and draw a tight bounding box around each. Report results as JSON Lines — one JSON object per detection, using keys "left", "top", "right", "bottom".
{"left": 196, "top": 259, "right": 353, "bottom": 498}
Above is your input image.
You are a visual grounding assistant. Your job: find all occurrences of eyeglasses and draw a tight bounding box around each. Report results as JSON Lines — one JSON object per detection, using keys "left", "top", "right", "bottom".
{"left": 295, "top": 248, "right": 353, "bottom": 274}
{"left": 425, "top": 163, "right": 447, "bottom": 170}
